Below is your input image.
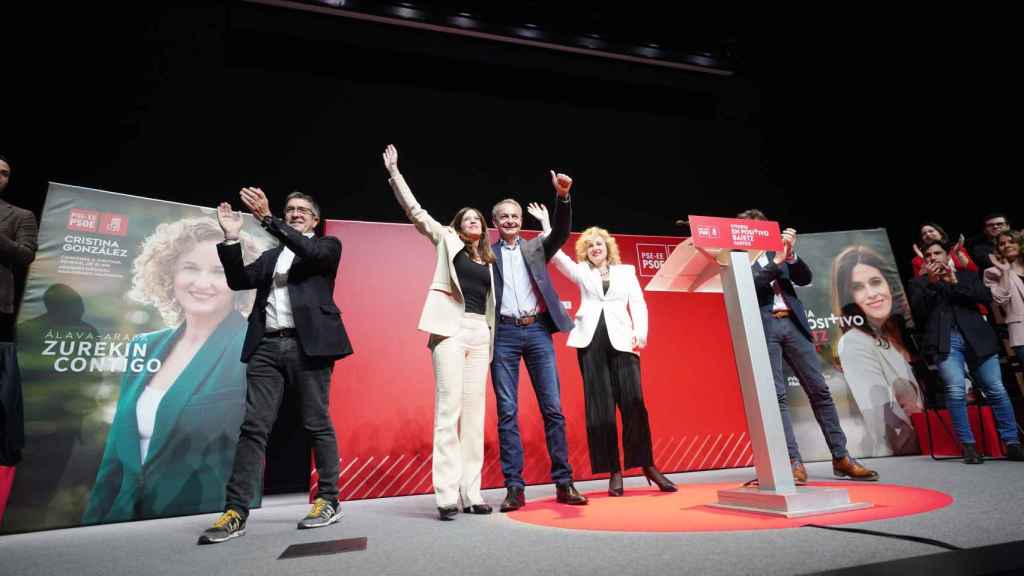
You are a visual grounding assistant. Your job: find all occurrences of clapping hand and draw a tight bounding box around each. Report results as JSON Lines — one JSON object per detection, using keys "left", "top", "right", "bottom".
{"left": 217, "top": 202, "right": 243, "bottom": 241}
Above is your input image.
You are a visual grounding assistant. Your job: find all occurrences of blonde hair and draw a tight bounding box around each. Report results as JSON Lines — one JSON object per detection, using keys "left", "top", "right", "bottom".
{"left": 128, "top": 217, "right": 263, "bottom": 326}
{"left": 574, "top": 226, "right": 621, "bottom": 266}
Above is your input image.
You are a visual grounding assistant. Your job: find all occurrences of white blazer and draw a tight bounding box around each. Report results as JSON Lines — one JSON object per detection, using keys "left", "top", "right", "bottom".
{"left": 389, "top": 174, "right": 496, "bottom": 357}
{"left": 551, "top": 250, "right": 647, "bottom": 354}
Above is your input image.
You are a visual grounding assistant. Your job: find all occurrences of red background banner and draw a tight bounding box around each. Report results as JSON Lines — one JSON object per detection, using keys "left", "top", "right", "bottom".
{"left": 322, "top": 220, "right": 751, "bottom": 501}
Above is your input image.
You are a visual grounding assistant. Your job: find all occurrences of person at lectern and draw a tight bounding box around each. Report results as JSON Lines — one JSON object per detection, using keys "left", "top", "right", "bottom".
{"left": 532, "top": 205, "right": 676, "bottom": 496}
{"left": 383, "top": 144, "right": 496, "bottom": 521}
{"left": 738, "top": 209, "right": 879, "bottom": 484}
{"left": 198, "top": 189, "right": 353, "bottom": 544}
{"left": 909, "top": 239, "right": 1023, "bottom": 464}
{"left": 83, "top": 217, "right": 260, "bottom": 525}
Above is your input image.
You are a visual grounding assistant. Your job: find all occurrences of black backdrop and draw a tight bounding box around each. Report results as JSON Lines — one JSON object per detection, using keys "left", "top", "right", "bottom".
{"left": 4, "top": 3, "right": 1018, "bottom": 270}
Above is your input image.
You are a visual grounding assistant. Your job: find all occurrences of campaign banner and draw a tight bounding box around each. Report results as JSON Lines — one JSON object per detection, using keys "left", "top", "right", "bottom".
{"left": 785, "top": 229, "right": 922, "bottom": 460}
{"left": 688, "top": 215, "right": 784, "bottom": 252}
{"left": 1, "top": 184, "right": 272, "bottom": 533}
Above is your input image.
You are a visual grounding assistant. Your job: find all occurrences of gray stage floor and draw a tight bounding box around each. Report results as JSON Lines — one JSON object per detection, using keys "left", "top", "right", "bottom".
{"left": 2, "top": 455, "right": 1022, "bottom": 576}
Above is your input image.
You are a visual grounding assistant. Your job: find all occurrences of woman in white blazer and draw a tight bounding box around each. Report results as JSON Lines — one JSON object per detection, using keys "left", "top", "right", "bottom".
{"left": 532, "top": 206, "right": 675, "bottom": 496}
{"left": 984, "top": 230, "right": 1024, "bottom": 366}
{"left": 832, "top": 245, "right": 923, "bottom": 456}
{"left": 384, "top": 145, "right": 496, "bottom": 521}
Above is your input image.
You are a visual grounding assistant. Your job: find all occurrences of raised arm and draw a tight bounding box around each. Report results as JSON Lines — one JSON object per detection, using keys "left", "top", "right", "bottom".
{"left": 239, "top": 187, "right": 340, "bottom": 268}
{"left": 541, "top": 171, "right": 572, "bottom": 261}
{"left": 217, "top": 202, "right": 264, "bottom": 291}
{"left": 550, "top": 248, "right": 583, "bottom": 285}
{"left": 383, "top": 144, "right": 445, "bottom": 244}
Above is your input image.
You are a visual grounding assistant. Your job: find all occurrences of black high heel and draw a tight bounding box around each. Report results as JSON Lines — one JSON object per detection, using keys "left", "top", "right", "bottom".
{"left": 642, "top": 466, "right": 677, "bottom": 492}
{"left": 608, "top": 472, "right": 624, "bottom": 496}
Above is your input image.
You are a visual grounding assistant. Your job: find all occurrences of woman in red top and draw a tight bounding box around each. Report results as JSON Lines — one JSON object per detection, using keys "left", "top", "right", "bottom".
{"left": 912, "top": 222, "right": 976, "bottom": 276}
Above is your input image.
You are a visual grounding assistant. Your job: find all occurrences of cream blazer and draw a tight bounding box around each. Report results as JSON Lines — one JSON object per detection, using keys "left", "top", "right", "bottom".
{"left": 551, "top": 250, "right": 647, "bottom": 354}
{"left": 389, "top": 174, "right": 496, "bottom": 357}
{"left": 984, "top": 265, "right": 1024, "bottom": 347}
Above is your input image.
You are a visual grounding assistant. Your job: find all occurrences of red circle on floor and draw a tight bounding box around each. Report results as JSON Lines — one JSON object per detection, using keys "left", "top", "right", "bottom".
{"left": 506, "top": 482, "right": 953, "bottom": 532}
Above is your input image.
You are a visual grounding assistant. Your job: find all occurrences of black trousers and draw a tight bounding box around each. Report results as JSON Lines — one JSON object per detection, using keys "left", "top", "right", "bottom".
{"left": 225, "top": 335, "right": 339, "bottom": 517}
{"left": 577, "top": 314, "right": 654, "bottom": 474}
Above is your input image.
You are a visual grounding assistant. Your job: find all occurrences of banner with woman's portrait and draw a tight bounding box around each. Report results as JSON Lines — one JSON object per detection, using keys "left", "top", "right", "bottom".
{"left": 1, "top": 183, "right": 273, "bottom": 533}
{"left": 784, "top": 229, "right": 924, "bottom": 461}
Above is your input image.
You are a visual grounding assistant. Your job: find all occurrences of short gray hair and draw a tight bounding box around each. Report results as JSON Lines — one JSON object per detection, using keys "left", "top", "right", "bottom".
{"left": 285, "top": 191, "right": 321, "bottom": 219}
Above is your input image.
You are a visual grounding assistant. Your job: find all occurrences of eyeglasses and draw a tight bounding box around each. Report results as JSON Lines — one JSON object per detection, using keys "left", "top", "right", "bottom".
{"left": 285, "top": 206, "right": 316, "bottom": 217}
{"left": 986, "top": 220, "right": 1009, "bottom": 229}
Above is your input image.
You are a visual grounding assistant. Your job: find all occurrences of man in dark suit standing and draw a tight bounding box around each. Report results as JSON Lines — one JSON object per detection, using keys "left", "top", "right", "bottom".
{"left": 199, "top": 188, "right": 352, "bottom": 544}
{"left": 739, "top": 209, "right": 878, "bottom": 484}
{"left": 909, "top": 239, "right": 1022, "bottom": 464}
{"left": 490, "top": 171, "right": 587, "bottom": 512}
{"left": 0, "top": 154, "right": 37, "bottom": 470}
{"left": 0, "top": 155, "right": 38, "bottom": 343}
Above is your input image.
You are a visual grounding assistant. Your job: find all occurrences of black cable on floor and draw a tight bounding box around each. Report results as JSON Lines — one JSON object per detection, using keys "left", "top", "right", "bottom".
{"left": 803, "top": 523, "right": 963, "bottom": 551}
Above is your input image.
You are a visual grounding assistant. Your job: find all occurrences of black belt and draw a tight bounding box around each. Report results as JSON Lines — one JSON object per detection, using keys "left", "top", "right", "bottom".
{"left": 499, "top": 314, "right": 539, "bottom": 327}
{"left": 264, "top": 328, "right": 297, "bottom": 338}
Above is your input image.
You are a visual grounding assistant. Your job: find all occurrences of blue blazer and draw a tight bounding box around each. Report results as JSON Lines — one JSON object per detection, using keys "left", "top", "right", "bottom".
{"left": 752, "top": 253, "right": 814, "bottom": 342}
{"left": 82, "top": 312, "right": 249, "bottom": 524}
{"left": 490, "top": 194, "right": 574, "bottom": 334}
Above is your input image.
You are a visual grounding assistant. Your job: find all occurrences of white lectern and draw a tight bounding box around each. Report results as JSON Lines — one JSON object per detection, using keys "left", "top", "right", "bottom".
{"left": 646, "top": 216, "right": 870, "bottom": 517}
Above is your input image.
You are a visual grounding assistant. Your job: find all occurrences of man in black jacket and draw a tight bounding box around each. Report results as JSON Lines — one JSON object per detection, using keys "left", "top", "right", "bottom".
{"left": 909, "top": 239, "right": 1022, "bottom": 464}
{"left": 740, "top": 209, "right": 878, "bottom": 484}
{"left": 199, "top": 188, "right": 353, "bottom": 544}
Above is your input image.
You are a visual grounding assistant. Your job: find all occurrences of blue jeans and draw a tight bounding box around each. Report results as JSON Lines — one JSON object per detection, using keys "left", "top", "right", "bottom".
{"left": 490, "top": 317, "right": 572, "bottom": 488}
{"left": 935, "top": 329, "right": 1019, "bottom": 445}
{"left": 764, "top": 313, "right": 848, "bottom": 462}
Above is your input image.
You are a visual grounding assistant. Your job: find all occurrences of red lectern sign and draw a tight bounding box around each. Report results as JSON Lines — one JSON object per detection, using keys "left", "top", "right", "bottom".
{"left": 688, "top": 215, "right": 784, "bottom": 252}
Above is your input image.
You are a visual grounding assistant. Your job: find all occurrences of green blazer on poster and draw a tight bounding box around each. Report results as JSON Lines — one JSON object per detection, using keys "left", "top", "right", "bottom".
{"left": 82, "top": 311, "right": 250, "bottom": 524}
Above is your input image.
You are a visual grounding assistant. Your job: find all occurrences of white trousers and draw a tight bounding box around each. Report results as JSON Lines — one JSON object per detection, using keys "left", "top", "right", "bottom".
{"left": 431, "top": 313, "right": 490, "bottom": 508}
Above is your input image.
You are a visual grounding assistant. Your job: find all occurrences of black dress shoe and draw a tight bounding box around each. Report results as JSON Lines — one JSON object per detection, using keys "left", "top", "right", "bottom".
{"left": 1005, "top": 443, "right": 1024, "bottom": 461}
{"left": 555, "top": 482, "right": 588, "bottom": 505}
{"left": 500, "top": 487, "right": 525, "bottom": 512}
{"left": 462, "top": 504, "right": 493, "bottom": 514}
{"left": 608, "top": 472, "right": 624, "bottom": 497}
{"left": 642, "top": 466, "right": 678, "bottom": 492}
{"left": 438, "top": 505, "right": 459, "bottom": 521}
{"left": 962, "top": 442, "right": 984, "bottom": 465}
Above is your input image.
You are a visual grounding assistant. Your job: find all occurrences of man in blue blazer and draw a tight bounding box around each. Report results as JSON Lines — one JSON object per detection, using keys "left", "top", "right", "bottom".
{"left": 199, "top": 189, "right": 353, "bottom": 544}
{"left": 740, "top": 209, "right": 878, "bottom": 484}
{"left": 490, "top": 171, "right": 587, "bottom": 511}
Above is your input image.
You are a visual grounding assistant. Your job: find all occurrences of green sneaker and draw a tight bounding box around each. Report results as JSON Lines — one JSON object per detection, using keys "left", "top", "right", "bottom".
{"left": 198, "top": 509, "right": 246, "bottom": 545}
{"left": 297, "top": 497, "right": 343, "bottom": 529}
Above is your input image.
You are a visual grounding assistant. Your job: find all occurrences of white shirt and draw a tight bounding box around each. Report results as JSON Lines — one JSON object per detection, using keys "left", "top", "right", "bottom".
{"left": 499, "top": 239, "right": 543, "bottom": 318}
{"left": 265, "top": 232, "right": 315, "bottom": 330}
{"left": 136, "top": 386, "right": 168, "bottom": 464}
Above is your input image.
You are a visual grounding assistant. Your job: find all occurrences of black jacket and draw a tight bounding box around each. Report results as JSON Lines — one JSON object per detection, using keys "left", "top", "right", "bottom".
{"left": 908, "top": 270, "right": 997, "bottom": 359}
{"left": 218, "top": 217, "right": 353, "bottom": 362}
{"left": 752, "top": 253, "right": 814, "bottom": 342}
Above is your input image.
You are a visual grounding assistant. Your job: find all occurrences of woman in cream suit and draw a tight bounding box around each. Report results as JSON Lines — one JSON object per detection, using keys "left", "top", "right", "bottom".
{"left": 383, "top": 145, "right": 496, "bottom": 521}
{"left": 532, "top": 206, "right": 675, "bottom": 496}
{"left": 984, "top": 230, "right": 1024, "bottom": 367}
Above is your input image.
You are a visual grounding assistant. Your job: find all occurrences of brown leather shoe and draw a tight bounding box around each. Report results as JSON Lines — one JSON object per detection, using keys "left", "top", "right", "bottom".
{"left": 555, "top": 482, "right": 588, "bottom": 505}
{"left": 791, "top": 462, "right": 807, "bottom": 485}
{"left": 832, "top": 455, "right": 879, "bottom": 481}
